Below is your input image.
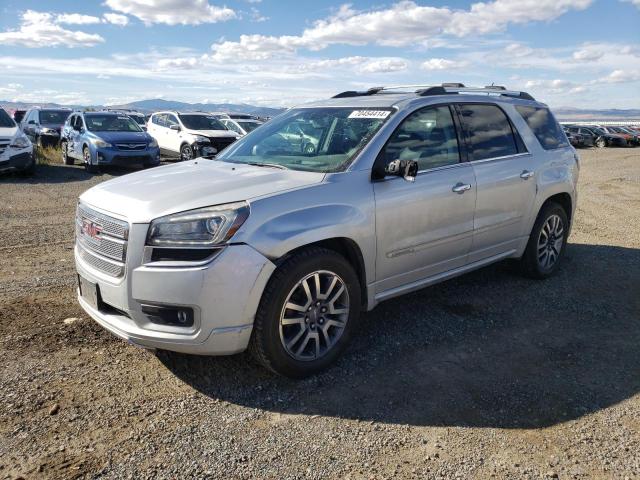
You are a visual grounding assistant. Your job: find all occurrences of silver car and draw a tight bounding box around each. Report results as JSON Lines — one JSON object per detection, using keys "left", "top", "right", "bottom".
{"left": 75, "top": 84, "right": 578, "bottom": 377}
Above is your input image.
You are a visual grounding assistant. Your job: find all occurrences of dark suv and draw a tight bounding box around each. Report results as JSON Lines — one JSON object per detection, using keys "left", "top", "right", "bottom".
{"left": 21, "top": 108, "right": 72, "bottom": 147}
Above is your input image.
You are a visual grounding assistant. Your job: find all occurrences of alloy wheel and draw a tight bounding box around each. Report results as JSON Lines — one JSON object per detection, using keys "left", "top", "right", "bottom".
{"left": 279, "top": 270, "right": 350, "bottom": 361}
{"left": 181, "top": 145, "right": 193, "bottom": 161}
{"left": 537, "top": 214, "right": 564, "bottom": 270}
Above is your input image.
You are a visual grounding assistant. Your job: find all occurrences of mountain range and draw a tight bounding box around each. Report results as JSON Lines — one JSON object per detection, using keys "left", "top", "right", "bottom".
{"left": 2, "top": 99, "right": 639, "bottom": 121}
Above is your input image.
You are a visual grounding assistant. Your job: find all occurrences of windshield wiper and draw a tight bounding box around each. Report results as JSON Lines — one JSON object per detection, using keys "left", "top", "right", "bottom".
{"left": 246, "top": 162, "right": 289, "bottom": 170}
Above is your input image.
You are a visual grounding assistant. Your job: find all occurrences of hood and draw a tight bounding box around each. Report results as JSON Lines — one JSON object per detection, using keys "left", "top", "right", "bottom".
{"left": 186, "top": 129, "right": 239, "bottom": 139}
{"left": 80, "top": 160, "right": 325, "bottom": 223}
{"left": 0, "top": 125, "right": 19, "bottom": 139}
{"left": 90, "top": 131, "right": 151, "bottom": 144}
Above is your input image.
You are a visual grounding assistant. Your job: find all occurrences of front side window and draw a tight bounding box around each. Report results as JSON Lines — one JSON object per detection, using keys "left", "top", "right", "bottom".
{"left": 165, "top": 114, "right": 179, "bottom": 128}
{"left": 458, "top": 104, "right": 519, "bottom": 161}
{"left": 216, "top": 107, "right": 393, "bottom": 173}
{"left": 239, "top": 121, "right": 260, "bottom": 133}
{"left": 382, "top": 105, "right": 460, "bottom": 171}
{"left": 180, "top": 115, "right": 227, "bottom": 131}
{"left": 223, "top": 120, "right": 242, "bottom": 134}
{"left": 515, "top": 106, "right": 568, "bottom": 150}
{"left": 40, "top": 110, "right": 70, "bottom": 124}
{"left": 84, "top": 114, "right": 142, "bottom": 132}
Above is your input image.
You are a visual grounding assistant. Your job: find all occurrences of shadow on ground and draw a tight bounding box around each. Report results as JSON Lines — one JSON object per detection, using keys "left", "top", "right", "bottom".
{"left": 0, "top": 163, "right": 141, "bottom": 184}
{"left": 159, "top": 243, "right": 640, "bottom": 429}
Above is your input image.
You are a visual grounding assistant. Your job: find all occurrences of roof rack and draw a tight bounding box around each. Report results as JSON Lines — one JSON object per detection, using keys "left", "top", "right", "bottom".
{"left": 333, "top": 83, "right": 535, "bottom": 101}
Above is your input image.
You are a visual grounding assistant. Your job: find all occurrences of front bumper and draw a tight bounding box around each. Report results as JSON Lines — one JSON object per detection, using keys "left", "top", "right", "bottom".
{"left": 94, "top": 146, "right": 161, "bottom": 166}
{"left": 76, "top": 238, "right": 275, "bottom": 355}
{"left": 0, "top": 150, "right": 34, "bottom": 172}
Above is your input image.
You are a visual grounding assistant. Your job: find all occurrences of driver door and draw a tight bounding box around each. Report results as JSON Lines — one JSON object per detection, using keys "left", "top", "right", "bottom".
{"left": 373, "top": 105, "right": 476, "bottom": 295}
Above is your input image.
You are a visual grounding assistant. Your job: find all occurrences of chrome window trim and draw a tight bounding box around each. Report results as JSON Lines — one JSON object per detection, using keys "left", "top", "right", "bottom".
{"left": 468, "top": 152, "right": 532, "bottom": 165}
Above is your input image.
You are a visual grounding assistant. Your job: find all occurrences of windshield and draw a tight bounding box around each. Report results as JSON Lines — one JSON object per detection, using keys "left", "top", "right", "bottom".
{"left": 179, "top": 115, "right": 227, "bottom": 131}
{"left": 591, "top": 127, "right": 606, "bottom": 135}
{"left": 40, "top": 110, "right": 70, "bottom": 124}
{"left": 0, "top": 109, "right": 15, "bottom": 127}
{"left": 85, "top": 114, "right": 142, "bottom": 132}
{"left": 239, "top": 121, "right": 261, "bottom": 133}
{"left": 216, "top": 107, "right": 394, "bottom": 172}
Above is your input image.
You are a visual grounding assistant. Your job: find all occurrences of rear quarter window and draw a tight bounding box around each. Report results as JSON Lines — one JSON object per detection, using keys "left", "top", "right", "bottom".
{"left": 515, "top": 106, "right": 568, "bottom": 150}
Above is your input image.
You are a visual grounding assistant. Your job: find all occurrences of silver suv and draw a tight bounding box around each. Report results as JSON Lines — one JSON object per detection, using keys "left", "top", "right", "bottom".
{"left": 75, "top": 84, "right": 578, "bottom": 377}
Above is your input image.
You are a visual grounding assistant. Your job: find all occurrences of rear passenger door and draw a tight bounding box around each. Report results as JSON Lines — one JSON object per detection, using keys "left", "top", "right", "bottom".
{"left": 455, "top": 103, "right": 536, "bottom": 263}
{"left": 373, "top": 105, "right": 476, "bottom": 295}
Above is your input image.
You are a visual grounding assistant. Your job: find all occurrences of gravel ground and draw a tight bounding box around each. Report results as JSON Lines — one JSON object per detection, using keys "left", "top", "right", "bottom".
{"left": 0, "top": 148, "right": 639, "bottom": 479}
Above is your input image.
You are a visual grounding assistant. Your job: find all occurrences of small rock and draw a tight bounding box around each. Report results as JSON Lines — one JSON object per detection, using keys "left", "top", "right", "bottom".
{"left": 49, "top": 404, "right": 60, "bottom": 415}
{"left": 63, "top": 317, "right": 79, "bottom": 325}
{"left": 547, "top": 471, "right": 558, "bottom": 478}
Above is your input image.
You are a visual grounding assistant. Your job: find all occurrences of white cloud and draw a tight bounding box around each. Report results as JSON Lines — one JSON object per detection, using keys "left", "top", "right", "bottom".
{"left": 359, "top": 58, "right": 409, "bottom": 73}
{"left": 209, "top": 0, "right": 593, "bottom": 59}
{"left": 622, "top": 0, "right": 640, "bottom": 8}
{"left": 597, "top": 69, "right": 640, "bottom": 84}
{"left": 56, "top": 13, "right": 102, "bottom": 25}
{"left": 0, "top": 10, "right": 104, "bottom": 48}
{"left": 572, "top": 45, "right": 604, "bottom": 62}
{"left": 105, "top": 0, "right": 236, "bottom": 25}
{"left": 421, "top": 58, "right": 467, "bottom": 70}
{"left": 103, "top": 13, "right": 130, "bottom": 26}
{"left": 249, "top": 7, "right": 268, "bottom": 23}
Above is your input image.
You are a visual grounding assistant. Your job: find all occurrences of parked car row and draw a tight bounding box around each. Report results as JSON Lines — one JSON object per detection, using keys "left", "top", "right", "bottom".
{"left": 563, "top": 124, "right": 640, "bottom": 148}
{"left": 0, "top": 107, "right": 35, "bottom": 175}
{"left": 1, "top": 106, "right": 266, "bottom": 174}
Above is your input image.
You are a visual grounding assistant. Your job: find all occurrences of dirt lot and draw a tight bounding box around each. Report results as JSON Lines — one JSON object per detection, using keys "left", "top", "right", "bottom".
{"left": 1, "top": 148, "right": 639, "bottom": 479}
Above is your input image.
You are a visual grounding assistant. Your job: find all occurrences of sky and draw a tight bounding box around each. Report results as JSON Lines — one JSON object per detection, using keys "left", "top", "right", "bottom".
{"left": 0, "top": 0, "right": 639, "bottom": 109}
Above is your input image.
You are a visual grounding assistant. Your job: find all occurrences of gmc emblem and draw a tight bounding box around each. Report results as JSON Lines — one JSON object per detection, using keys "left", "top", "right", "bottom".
{"left": 82, "top": 219, "right": 102, "bottom": 240}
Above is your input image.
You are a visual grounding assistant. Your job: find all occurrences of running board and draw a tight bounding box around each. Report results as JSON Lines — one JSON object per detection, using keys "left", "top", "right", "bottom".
{"left": 373, "top": 250, "right": 516, "bottom": 304}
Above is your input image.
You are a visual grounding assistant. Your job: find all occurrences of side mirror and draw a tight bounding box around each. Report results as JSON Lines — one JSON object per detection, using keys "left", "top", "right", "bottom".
{"left": 385, "top": 159, "right": 418, "bottom": 182}
{"left": 170, "top": 124, "right": 181, "bottom": 131}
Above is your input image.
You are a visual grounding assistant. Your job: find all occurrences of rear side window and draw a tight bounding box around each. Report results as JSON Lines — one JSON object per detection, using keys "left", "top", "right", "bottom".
{"left": 515, "top": 106, "right": 568, "bottom": 150}
{"left": 457, "top": 104, "right": 519, "bottom": 161}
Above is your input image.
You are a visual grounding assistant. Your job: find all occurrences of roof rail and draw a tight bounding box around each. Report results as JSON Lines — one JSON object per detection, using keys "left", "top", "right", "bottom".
{"left": 333, "top": 83, "right": 535, "bottom": 101}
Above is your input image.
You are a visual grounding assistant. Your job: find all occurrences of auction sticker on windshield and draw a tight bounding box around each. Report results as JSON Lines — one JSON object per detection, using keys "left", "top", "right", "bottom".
{"left": 348, "top": 110, "right": 391, "bottom": 119}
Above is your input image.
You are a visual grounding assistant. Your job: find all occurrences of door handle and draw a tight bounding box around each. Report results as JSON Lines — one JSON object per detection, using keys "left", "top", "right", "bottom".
{"left": 520, "top": 170, "right": 535, "bottom": 180}
{"left": 452, "top": 182, "right": 472, "bottom": 194}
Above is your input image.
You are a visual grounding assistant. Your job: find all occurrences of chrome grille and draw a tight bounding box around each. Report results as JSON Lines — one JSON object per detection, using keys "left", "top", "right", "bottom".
{"left": 115, "top": 143, "right": 146, "bottom": 151}
{"left": 76, "top": 204, "right": 129, "bottom": 278}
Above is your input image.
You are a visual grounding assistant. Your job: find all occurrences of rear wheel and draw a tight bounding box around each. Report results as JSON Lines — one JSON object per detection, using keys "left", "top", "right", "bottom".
{"left": 595, "top": 137, "right": 607, "bottom": 148}
{"left": 83, "top": 146, "right": 98, "bottom": 173}
{"left": 61, "top": 141, "right": 73, "bottom": 165}
{"left": 520, "top": 202, "right": 568, "bottom": 279}
{"left": 250, "top": 247, "right": 361, "bottom": 378}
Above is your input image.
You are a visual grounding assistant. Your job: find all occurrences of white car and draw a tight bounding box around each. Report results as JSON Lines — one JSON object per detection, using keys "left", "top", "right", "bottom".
{"left": 0, "top": 107, "right": 34, "bottom": 175}
{"left": 147, "top": 111, "right": 240, "bottom": 160}
{"left": 221, "top": 118, "right": 263, "bottom": 136}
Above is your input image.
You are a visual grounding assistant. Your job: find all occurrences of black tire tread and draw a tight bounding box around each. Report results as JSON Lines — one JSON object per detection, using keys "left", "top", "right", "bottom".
{"left": 520, "top": 201, "right": 568, "bottom": 279}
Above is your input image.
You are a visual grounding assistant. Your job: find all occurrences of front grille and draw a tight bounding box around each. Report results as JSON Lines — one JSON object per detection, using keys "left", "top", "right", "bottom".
{"left": 112, "top": 155, "right": 150, "bottom": 163}
{"left": 209, "top": 137, "right": 236, "bottom": 154}
{"left": 76, "top": 204, "right": 129, "bottom": 278}
{"left": 115, "top": 143, "right": 147, "bottom": 151}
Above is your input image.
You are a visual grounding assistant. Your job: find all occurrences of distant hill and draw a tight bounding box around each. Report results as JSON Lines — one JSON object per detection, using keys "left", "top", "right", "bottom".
{"left": 0, "top": 98, "right": 286, "bottom": 118}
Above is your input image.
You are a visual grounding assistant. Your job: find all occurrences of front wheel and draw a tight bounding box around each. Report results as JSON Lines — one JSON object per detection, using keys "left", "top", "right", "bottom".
{"left": 61, "top": 141, "right": 74, "bottom": 165}
{"left": 180, "top": 144, "right": 194, "bottom": 161}
{"left": 249, "top": 247, "right": 361, "bottom": 378}
{"left": 83, "top": 146, "right": 99, "bottom": 173}
{"left": 520, "top": 202, "right": 569, "bottom": 279}
{"left": 595, "top": 138, "right": 607, "bottom": 148}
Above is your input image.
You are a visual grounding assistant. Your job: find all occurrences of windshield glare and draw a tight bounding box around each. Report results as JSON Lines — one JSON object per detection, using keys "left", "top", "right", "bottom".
{"left": 40, "top": 110, "right": 70, "bottom": 124}
{"left": 179, "top": 115, "right": 227, "bottom": 131}
{"left": 85, "top": 114, "right": 142, "bottom": 132}
{"left": 216, "top": 107, "right": 394, "bottom": 172}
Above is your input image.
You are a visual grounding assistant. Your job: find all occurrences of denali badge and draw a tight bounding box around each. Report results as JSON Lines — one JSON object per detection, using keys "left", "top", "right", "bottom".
{"left": 82, "top": 219, "right": 102, "bottom": 240}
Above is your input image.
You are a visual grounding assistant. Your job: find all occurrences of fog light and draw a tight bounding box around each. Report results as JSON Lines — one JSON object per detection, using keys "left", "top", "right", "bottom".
{"left": 141, "top": 304, "right": 194, "bottom": 327}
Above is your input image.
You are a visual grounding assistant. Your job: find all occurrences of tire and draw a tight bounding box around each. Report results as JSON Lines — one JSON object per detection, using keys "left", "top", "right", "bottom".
{"left": 520, "top": 202, "right": 569, "bottom": 279}
{"left": 83, "top": 146, "right": 99, "bottom": 173}
{"left": 180, "top": 144, "right": 194, "bottom": 161}
{"left": 249, "top": 247, "right": 361, "bottom": 378}
{"left": 595, "top": 137, "right": 607, "bottom": 148}
{"left": 61, "top": 141, "right": 74, "bottom": 165}
{"left": 18, "top": 155, "right": 36, "bottom": 177}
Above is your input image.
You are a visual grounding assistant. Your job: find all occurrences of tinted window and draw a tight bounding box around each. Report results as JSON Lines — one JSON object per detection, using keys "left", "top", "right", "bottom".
{"left": 152, "top": 114, "right": 164, "bottom": 126}
{"left": 515, "top": 106, "right": 568, "bottom": 150}
{"left": 166, "top": 114, "right": 179, "bottom": 128}
{"left": 383, "top": 106, "right": 460, "bottom": 171}
{"left": 85, "top": 114, "right": 141, "bottom": 132}
{"left": 0, "top": 109, "right": 14, "bottom": 127}
{"left": 40, "top": 110, "right": 70, "bottom": 125}
{"left": 458, "top": 104, "right": 519, "bottom": 161}
{"left": 179, "top": 114, "right": 226, "bottom": 131}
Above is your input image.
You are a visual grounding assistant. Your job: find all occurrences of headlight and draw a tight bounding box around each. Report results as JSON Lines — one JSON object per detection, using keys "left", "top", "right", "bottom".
{"left": 89, "top": 137, "right": 112, "bottom": 148}
{"left": 146, "top": 201, "right": 250, "bottom": 248}
{"left": 193, "top": 135, "right": 209, "bottom": 143}
{"left": 10, "top": 133, "right": 31, "bottom": 149}
{"left": 148, "top": 138, "right": 158, "bottom": 148}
